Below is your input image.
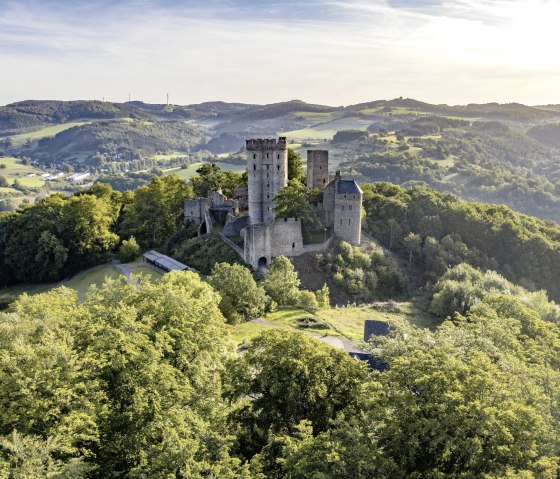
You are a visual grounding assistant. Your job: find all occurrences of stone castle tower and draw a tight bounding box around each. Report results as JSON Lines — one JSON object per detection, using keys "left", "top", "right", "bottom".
{"left": 306, "top": 150, "right": 329, "bottom": 190}
{"left": 246, "top": 138, "right": 288, "bottom": 223}
{"left": 322, "top": 171, "right": 362, "bottom": 245}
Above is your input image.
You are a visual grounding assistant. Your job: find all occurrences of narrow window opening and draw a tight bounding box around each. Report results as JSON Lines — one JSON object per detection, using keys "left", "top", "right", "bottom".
{"left": 253, "top": 153, "right": 256, "bottom": 159}
{"left": 292, "top": 242, "right": 295, "bottom": 248}
{"left": 277, "top": 154, "right": 280, "bottom": 159}
{"left": 348, "top": 219, "right": 351, "bottom": 225}
{"left": 253, "top": 164, "right": 256, "bottom": 170}
{"left": 277, "top": 165, "right": 280, "bottom": 171}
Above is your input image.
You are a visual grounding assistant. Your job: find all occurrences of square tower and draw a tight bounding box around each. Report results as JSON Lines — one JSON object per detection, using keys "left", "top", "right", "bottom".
{"left": 246, "top": 137, "right": 288, "bottom": 224}
{"left": 306, "top": 150, "right": 329, "bottom": 190}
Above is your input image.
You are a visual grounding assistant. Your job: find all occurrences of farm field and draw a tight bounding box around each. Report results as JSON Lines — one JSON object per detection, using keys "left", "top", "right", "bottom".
{"left": 152, "top": 151, "right": 189, "bottom": 162}
{"left": 8, "top": 121, "right": 93, "bottom": 145}
{"left": 283, "top": 117, "right": 372, "bottom": 141}
{"left": 164, "top": 160, "right": 246, "bottom": 180}
{"left": 163, "top": 163, "right": 207, "bottom": 180}
{"left": 0, "top": 156, "right": 46, "bottom": 187}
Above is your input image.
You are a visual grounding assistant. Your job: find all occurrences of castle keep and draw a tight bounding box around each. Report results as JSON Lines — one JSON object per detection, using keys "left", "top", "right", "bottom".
{"left": 246, "top": 138, "right": 288, "bottom": 223}
{"left": 184, "top": 138, "right": 362, "bottom": 269}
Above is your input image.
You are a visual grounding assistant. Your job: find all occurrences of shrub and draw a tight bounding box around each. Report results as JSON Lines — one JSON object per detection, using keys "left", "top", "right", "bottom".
{"left": 119, "top": 236, "right": 140, "bottom": 263}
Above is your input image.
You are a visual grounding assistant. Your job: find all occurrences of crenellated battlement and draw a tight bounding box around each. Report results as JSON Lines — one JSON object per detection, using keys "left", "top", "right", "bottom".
{"left": 246, "top": 137, "right": 288, "bottom": 151}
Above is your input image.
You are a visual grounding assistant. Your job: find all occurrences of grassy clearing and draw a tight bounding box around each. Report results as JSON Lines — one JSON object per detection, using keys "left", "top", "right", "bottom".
{"left": 0, "top": 186, "right": 19, "bottom": 194}
{"left": 291, "top": 111, "right": 337, "bottom": 121}
{"left": 7, "top": 176, "right": 45, "bottom": 187}
{"left": 164, "top": 161, "right": 246, "bottom": 180}
{"left": 433, "top": 156, "right": 456, "bottom": 168}
{"left": 0, "top": 283, "right": 53, "bottom": 306}
{"left": 315, "top": 303, "right": 439, "bottom": 340}
{"left": 229, "top": 321, "right": 270, "bottom": 345}
{"left": 163, "top": 163, "right": 205, "bottom": 180}
{"left": 152, "top": 152, "right": 188, "bottom": 162}
{"left": 0, "top": 156, "right": 46, "bottom": 188}
{"left": 128, "top": 263, "right": 162, "bottom": 282}
{"left": 0, "top": 263, "right": 123, "bottom": 306}
{"left": 63, "top": 264, "right": 122, "bottom": 299}
{"left": 283, "top": 117, "right": 372, "bottom": 141}
{"left": 216, "top": 161, "right": 246, "bottom": 173}
{"left": 230, "top": 308, "right": 340, "bottom": 345}
{"left": 231, "top": 302, "right": 439, "bottom": 346}
{"left": 359, "top": 108, "right": 384, "bottom": 115}
{"left": 9, "top": 122, "right": 92, "bottom": 145}
{"left": 0, "top": 157, "right": 25, "bottom": 169}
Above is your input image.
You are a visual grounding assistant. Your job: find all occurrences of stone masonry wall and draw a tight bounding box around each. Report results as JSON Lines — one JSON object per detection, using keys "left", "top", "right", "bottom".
{"left": 333, "top": 192, "right": 362, "bottom": 245}
{"left": 244, "top": 218, "right": 304, "bottom": 269}
{"left": 184, "top": 198, "right": 208, "bottom": 224}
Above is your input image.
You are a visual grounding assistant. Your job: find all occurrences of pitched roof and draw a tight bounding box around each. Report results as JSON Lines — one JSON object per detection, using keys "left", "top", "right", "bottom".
{"left": 142, "top": 250, "right": 189, "bottom": 272}
{"left": 336, "top": 179, "right": 362, "bottom": 195}
{"left": 364, "top": 320, "right": 392, "bottom": 342}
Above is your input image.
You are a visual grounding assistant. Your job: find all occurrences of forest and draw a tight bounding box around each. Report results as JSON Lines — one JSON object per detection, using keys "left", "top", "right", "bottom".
{"left": 2, "top": 161, "right": 560, "bottom": 476}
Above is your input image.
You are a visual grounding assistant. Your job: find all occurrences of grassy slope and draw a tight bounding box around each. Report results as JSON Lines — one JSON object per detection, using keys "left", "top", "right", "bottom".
{"left": 230, "top": 303, "right": 438, "bottom": 345}
{"left": 0, "top": 261, "right": 163, "bottom": 304}
{"left": 283, "top": 117, "right": 373, "bottom": 141}
{"left": 9, "top": 121, "right": 94, "bottom": 145}
{"left": 163, "top": 161, "right": 246, "bottom": 180}
{"left": 63, "top": 264, "right": 123, "bottom": 299}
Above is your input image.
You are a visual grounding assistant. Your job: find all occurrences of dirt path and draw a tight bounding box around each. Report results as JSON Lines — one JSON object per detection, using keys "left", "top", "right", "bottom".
{"left": 111, "top": 259, "right": 131, "bottom": 281}
{"left": 249, "top": 318, "right": 364, "bottom": 353}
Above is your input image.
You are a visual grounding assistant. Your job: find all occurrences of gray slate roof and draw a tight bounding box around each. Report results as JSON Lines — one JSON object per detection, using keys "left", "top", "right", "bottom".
{"left": 142, "top": 250, "right": 189, "bottom": 272}
{"left": 337, "top": 179, "right": 362, "bottom": 195}
{"left": 364, "top": 320, "right": 392, "bottom": 342}
{"left": 223, "top": 215, "right": 251, "bottom": 237}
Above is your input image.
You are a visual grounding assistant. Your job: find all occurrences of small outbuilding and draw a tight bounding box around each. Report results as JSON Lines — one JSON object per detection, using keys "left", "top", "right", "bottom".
{"left": 142, "top": 250, "right": 190, "bottom": 273}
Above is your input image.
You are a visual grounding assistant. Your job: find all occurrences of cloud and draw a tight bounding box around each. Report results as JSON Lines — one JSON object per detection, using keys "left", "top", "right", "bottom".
{"left": 0, "top": 0, "right": 559, "bottom": 105}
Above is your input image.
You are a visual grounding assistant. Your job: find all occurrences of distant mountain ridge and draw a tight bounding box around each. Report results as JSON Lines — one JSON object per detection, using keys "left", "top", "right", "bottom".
{"left": 2, "top": 97, "right": 558, "bottom": 135}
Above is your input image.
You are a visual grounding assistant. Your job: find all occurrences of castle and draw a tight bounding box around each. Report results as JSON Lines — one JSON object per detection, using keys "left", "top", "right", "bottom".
{"left": 184, "top": 137, "right": 362, "bottom": 269}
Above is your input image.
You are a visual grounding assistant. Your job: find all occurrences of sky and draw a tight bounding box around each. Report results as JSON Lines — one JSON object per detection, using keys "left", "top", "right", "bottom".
{"left": 1, "top": 0, "right": 560, "bottom": 106}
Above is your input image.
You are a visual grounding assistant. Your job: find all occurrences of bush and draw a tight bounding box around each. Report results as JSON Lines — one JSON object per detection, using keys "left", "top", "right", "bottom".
{"left": 296, "top": 290, "right": 319, "bottom": 311}
{"left": 119, "top": 236, "right": 140, "bottom": 263}
{"left": 296, "top": 317, "right": 329, "bottom": 329}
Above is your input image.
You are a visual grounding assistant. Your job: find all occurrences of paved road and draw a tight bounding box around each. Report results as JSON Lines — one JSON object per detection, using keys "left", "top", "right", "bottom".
{"left": 111, "top": 259, "right": 132, "bottom": 281}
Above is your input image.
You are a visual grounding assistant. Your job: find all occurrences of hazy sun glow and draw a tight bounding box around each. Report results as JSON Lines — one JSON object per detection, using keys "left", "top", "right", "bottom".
{"left": 1, "top": 0, "right": 560, "bottom": 105}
